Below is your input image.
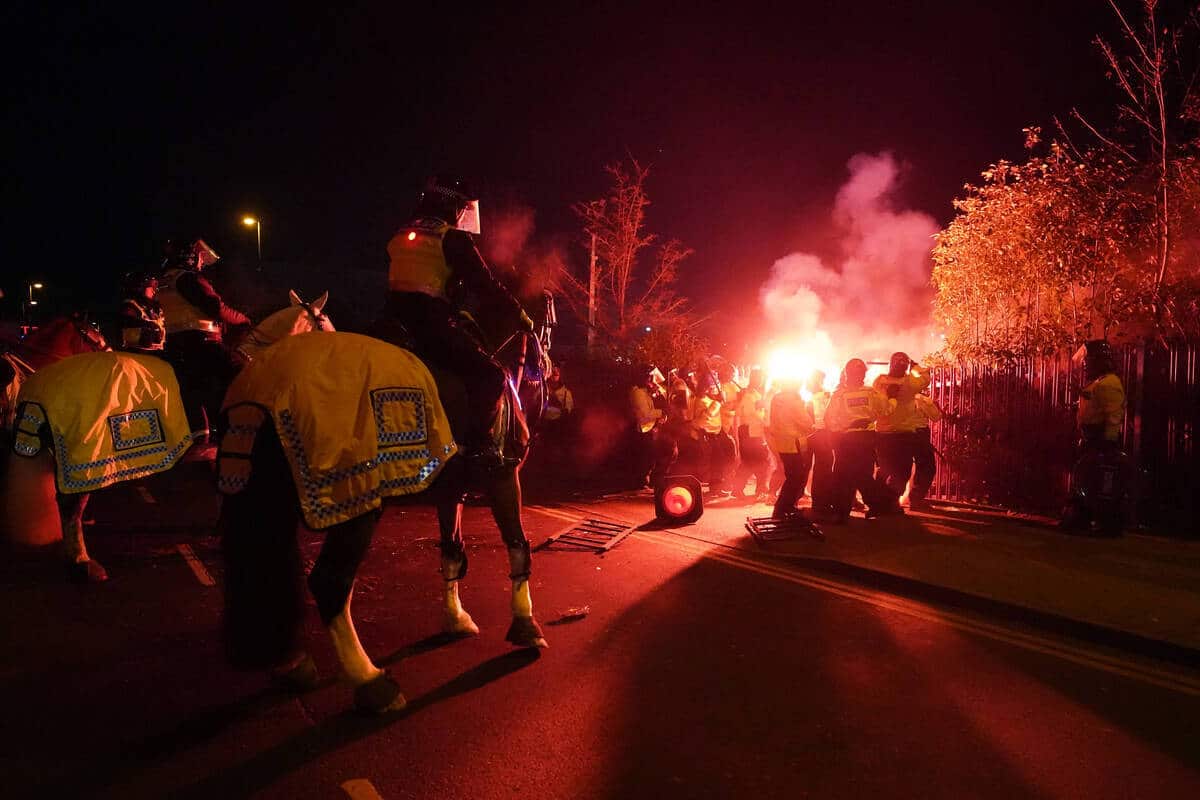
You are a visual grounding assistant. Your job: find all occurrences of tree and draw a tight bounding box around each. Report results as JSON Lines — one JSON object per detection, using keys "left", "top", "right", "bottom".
{"left": 558, "top": 157, "right": 701, "bottom": 363}
{"left": 932, "top": 2, "right": 1200, "bottom": 360}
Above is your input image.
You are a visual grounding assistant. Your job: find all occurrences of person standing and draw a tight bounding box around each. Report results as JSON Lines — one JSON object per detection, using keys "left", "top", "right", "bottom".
{"left": 1062, "top": 340, "right": 1127, "bottom": 534}
{"left": 872, "top": 352, "right": 931, "bottom": 501}
{"left": 806, "top": 370, "right": 835, "bottom": 518}
{"left": 629, "top": 366, "right": 673, "bottom": 488}
{"left": 735, "top": 368, "right": 772, "bottom": 499}
{"left": 825, "top": 358, "right": 898, "bottom": 523}
{"left": 909, "top": 392, "right": 942, "bottom": 511}
{"left": 766, "top": 377, "right": 814, "bottom": 519}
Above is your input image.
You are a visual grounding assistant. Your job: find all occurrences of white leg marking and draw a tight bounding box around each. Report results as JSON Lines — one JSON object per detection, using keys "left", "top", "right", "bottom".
{"left": 511, "top": 579, "right": 533, "bottom": 618}
{"left": 329, "top": 600, "right": 382, "bottom": 686}
{"left": 341, "top": 778, "right": 385, "bottom": 800}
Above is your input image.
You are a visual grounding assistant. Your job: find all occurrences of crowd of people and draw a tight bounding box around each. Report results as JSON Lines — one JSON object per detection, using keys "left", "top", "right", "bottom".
{"left": 628, "top": 351, "right": 943, "bottom": 523}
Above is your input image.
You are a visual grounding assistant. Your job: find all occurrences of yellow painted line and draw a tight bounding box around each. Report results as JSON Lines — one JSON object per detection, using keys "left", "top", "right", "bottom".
{"left": 634, "top": 529, "right": 1200, "bottom": 697}
{"left": 341, "top": 779, "right": 385, "bottom": 800}
{"left": 175, "top": 543, "right": 215, "bottom": 587}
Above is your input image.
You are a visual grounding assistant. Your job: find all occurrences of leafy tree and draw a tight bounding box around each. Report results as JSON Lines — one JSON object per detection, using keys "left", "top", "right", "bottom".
{"left": 932, "top": 2, "right": 1200, "bottom": 360}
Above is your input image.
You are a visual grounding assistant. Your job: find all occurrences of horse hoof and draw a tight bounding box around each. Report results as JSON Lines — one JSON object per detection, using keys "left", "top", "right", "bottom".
{"left": 271, "top": 653, "right": 319, "bottom": 692}
{"left": 505, "top": 616, "right": 548, "bottom": 649}
{"left": 444, "top": 610, "right": 480, "bottom": 637}
{"left": 353, "top": 671, "right": 406, "bottom": 714}
{"left": 68, "top": 560, "right": 109, "bottom": 584}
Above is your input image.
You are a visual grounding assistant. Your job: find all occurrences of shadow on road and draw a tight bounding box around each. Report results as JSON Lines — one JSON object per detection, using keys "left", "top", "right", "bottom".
{"left": 170, "top": 648, "right": 541, "bottom": 800}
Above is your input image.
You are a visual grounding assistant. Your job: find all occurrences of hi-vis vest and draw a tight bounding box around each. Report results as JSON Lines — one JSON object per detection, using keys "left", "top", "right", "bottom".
{"left": 158, "top": 269, "right": 217, "bottom": 334}
{"left": 1078, "top": 373, "right": 1125, "bottom": 441}
{"left": 387, "top": 219, "right": 453, "bottom": 298}
{"left": 826, "top": 386, "right": 893, "bottom": 433}
{"left": 121, "top": 299, "right": 166, "bottom": 350}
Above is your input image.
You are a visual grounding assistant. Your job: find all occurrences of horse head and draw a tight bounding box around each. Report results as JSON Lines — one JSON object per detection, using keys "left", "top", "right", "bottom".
{"left": 16, "top": 314, "right": 109, "bottom": 371}
{"left": 237, "top": 290, "right": 335, "bottom": 362}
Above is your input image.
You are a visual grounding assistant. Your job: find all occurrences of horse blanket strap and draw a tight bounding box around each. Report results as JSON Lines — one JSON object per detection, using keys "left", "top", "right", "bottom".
{"left": 220, "top": 331, "right": 458, "bottom": 530}
{"left": 216, "top": 404, "right": 268, "bottom": 495}
{"left": 13, "top": 352, "right": 192, "bottom": 494}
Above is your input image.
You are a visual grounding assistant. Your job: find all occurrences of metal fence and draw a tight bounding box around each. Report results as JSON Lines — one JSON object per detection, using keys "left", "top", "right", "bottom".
{"left": 926, "top": 343, "right": 1198, "bottom": 534}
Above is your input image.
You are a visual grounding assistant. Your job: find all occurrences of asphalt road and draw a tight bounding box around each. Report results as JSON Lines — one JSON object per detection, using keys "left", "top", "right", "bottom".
{"left": 1, "top": 476, "right": 1198, "bottom": 799}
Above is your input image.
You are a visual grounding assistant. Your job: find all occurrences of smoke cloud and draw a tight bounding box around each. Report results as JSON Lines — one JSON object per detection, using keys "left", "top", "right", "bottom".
{"left": 482, "top": 202, "right": 565, "bottom": 299}
{"left": 759, "top": 152, "right": 941, "bottom": 380}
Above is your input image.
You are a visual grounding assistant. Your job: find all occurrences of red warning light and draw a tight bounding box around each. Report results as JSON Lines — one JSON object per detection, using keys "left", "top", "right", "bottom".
{"left": 407, "top": 231, "right": 417, "bottom": 241}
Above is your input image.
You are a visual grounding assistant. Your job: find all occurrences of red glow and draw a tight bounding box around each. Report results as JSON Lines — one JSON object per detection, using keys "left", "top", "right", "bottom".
{"left": 662, "top": 486, "right": 695, "bottom": 516}
{"left": 407, "top": 231, "right": 417, "bottom": 241}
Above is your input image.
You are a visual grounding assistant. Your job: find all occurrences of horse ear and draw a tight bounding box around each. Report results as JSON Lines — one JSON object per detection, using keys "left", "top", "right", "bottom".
{"left": 288, "top": 289, "right": 303, "bottom": 307}
{"left": 312, "top": 291, "right": 329, "bottom": 313}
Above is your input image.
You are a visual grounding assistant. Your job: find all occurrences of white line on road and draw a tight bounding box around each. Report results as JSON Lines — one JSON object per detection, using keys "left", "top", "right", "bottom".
{"left": 341, "top": 778, "right": 385, "bottom": 800}
{"left": 175, "top": 543, "right": 215, "bottom": 587}
{"left": 136, "top": 486, "right": 157, "bottom": 504}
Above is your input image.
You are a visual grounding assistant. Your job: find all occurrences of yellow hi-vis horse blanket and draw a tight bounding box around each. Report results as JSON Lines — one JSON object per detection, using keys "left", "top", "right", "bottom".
{"left": 218, "top": 332, "right": 457, "bottom": 529}
{"left": 12, "top": 352, "right": 192, "bottom": 494}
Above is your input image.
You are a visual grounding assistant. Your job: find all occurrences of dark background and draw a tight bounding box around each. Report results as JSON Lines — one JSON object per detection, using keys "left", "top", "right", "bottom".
{"left": 3, "top": 1, "right": 1138, "bottom": 327}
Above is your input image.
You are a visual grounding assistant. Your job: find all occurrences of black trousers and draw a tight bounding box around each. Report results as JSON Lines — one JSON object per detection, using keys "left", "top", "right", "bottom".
{"left": 736, "top": 430, "right": 771, "bottom": 495}
{"left": 703, "top": 430, "right": 736, "bottom": 491}
{"left": 808, "top": 429, "right": 835, "bottom": 513}
{"left": 165, "top": 331, "right": 244, "bottom": 434}
{"left": 774, "top": 450, "right": 812, "bottom": 518}
{"left": 379, "top": 292, "right": 507, "bottom": 444}
{"left": 875, "top": 432, "right": 918, "bottom": 497}
{"left": 831, "top": 430, "right": 896, "bottom": 517}
{"left": 911, "top": 428, "right": 936, "bottom": 501}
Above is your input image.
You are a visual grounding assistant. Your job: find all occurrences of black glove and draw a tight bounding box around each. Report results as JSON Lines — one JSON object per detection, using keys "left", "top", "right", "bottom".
{"left": 886, "top": 383, "right": 901, "bottom": 400}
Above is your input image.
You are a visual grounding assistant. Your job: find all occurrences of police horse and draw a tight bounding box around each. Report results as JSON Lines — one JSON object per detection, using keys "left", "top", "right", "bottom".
{"left": 6, "top": 291, "right": 333, "bottom": 582}
{"left": 2, "top": 315, "right": 110, "bottom": 433}
{"left": 217, "top": 303, "right": 554, "bottom": 714}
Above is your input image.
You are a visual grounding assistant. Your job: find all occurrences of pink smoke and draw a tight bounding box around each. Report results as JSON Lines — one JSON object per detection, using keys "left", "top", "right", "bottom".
{"left": 759, "top": 152, "right": 941, "bottom": 384}
{"left": 482, "top": 203, "right": 565, "bottom": 298}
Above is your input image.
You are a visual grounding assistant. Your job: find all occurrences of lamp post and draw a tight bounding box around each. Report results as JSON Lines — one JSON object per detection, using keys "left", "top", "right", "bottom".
{"left": 24, "top": 281, "right": 44, "bottom": 327}
{"left": 242, "top": 216, "right": 262, "bottom": 262}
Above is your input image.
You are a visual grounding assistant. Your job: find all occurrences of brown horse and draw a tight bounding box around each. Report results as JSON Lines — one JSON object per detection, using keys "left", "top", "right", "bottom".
{"left": 1, "top": 316, "right": 109, "bottom": 432}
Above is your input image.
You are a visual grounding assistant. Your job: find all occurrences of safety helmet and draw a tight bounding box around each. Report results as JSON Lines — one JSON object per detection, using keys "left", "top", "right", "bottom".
{"left": 843, "top": 358, "right": 868, "bottom": 386}
{"left": 889, "top": 352, "right": 911, "bottom": 377}
{"left": 163, "top": 238, "right": 220, "bottom": 271}
{"left": 122, "top": 271, "right": 159, "bottom": 295}
{"left": 1082, "top": 339, "right": 1115, "bottom": 380}
{"left": 414, "top": 175, "right": 481, "bottom": 234}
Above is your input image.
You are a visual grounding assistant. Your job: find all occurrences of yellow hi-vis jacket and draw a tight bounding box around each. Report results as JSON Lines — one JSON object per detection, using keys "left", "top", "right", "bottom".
{"left": 720, "top": 380, "right": 741, "bottom": 434}
{"left": 387, "top": 220, "right": 454, "bottom": 298}
{"left": 873, "top": 365, "right": 931, "bottom": 433}
{"left": 630, "top": 386, "right": 663, "bottom": 434}
{"left": 158, "top": 269, "right": 217, "bottom": 335}
{"left": 825, "top": 385, "right": 896, "bottom": 433}
{"left": 690, "top": 393, "right": 724, "bottom": 435}
{"left": 1078, "top": 373, "right": 1125, "bottom": 441}
{"left": 766, "top": 390, "right": 813, "bottom": 454}
{"left": 809, "top": 390, "right": 832, "bottom": 430}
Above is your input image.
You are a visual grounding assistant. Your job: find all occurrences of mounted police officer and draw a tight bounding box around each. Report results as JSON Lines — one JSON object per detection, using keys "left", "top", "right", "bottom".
{"left": 158, "top": 238, "right": 252, "bottom": 438}
{"left": 379, "top": 177, "right": 532, "bottom": 467}
{"left": 116, "top": 272, "right": 166, "bottom": 354}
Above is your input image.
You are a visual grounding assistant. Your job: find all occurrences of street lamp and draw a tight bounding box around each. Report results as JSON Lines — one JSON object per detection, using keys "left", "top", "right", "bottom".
{"left": 242, "top": 216, "right": 262, "bottom": 262}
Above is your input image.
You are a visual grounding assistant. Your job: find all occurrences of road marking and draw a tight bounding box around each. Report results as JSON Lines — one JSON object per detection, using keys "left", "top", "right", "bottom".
{"left": 634, "top": 528, "right": 1200, "bottom": 697}
{"left": 527, "top": 505, "right": 1200, "bottom": 696}
{"left": 175, "top": 543, "right": 215, "bottom": 586}
{"left": 137, "top": 486, "right": 157, "bottom": 504}
{"left": 342, "top": 778, "right": 385, "bottom": 800}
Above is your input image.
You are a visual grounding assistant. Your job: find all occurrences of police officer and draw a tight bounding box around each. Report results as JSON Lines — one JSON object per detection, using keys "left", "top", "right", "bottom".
{"left": 909, "top": 393, "right": 942, "bottom": 511}
{"left": 766, "top": 376, "right": 814, "bottom": 519}
{"left": 824, "top": 358, "right": 898, "bottom": 522}
{"left": 117, "top": 272, "right": 166, "bottom": 354}
{"left": 379, "top": 177, "right": 532, "bottom": 466}
{"left": 1062, "top": 340, "right": 1127, "bottom": 534}
{"left": 872, "top": 351, "right": 931, "bottom": 500}
{"left": 806, "top": 370, "right": 835, "bottom": 517}
{"left": 159, "top": 239, "right": 251, "bottom": 436}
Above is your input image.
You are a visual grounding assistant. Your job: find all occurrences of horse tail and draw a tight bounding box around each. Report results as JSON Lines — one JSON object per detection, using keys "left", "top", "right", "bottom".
{"left": 220, "top": 420, "right": 305, "bottom": 670}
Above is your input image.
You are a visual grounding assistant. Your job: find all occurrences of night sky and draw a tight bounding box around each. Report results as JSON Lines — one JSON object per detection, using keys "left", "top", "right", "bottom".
{"left": 5, "top": 1, "right": 1132, "bottom": 324}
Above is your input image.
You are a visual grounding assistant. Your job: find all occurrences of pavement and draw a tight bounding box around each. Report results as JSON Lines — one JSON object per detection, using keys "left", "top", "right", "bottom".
{"left": 530, "top": 489, "right": 1200, "bottom": 663}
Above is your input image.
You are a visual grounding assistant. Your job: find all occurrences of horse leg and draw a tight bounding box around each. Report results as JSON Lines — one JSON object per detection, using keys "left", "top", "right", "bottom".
{"left": 489, "top": 466, "right": 547, "bottom": 649}
{"left": 436, "top": 457, "right": 479, "bottom": 636}
{"left": 57, "top": 491, "right": 107, "bottom": 583}
{"left": 308, "top": 511, "right": 404, "bottom": 713}
{"left": 220, "top": 422, "right": 313, "bottom": 688}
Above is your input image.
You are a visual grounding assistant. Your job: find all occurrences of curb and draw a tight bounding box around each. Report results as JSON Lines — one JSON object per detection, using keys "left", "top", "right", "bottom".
{"left": 754, "top": 546, "right": 1200, "bottom": 671}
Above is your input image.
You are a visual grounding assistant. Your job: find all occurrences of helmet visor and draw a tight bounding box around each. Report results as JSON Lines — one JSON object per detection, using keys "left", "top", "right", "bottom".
{"left": 456, "top": 200, "right": 481, "bottom": 235}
